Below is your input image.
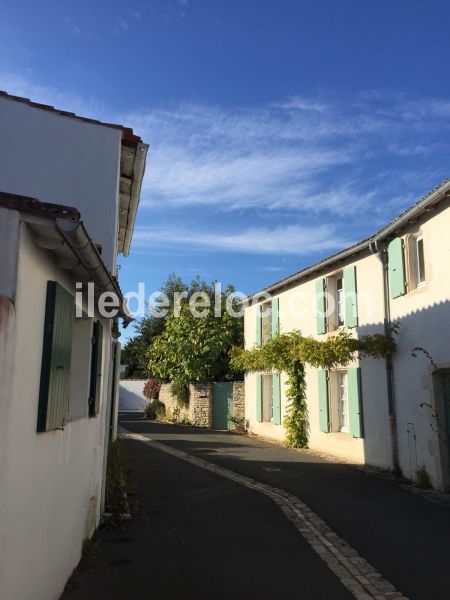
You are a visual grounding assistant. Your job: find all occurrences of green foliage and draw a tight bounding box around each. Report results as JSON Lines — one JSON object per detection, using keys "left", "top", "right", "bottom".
{"left": 105, "top": 439, "right": 129, "bottom": 515}
{"left": 121, "top": 317, "right": 165, "bottom": 378}
{"left": 231, "top": 330, "right": 396, "bottom": 448}
{"left": 144, "top": 399, "right": 166, "bottom": 420}
{"left": 283, "top": 361, "right": 309, "bottom": 448}
{"left": 416, "top": 465, "right": 432, "bottom": 489}
{"left": 229, "top": 414, "right": 246, "bottom": 432}
{"left": 170, "top": 380, "right": 190, "bottom": 407}
{"left": 148, "top": 281, "right": 243, "bottom": 384}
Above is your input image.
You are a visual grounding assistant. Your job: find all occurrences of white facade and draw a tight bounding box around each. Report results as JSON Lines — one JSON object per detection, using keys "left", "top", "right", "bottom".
{"left": 0, "top": 96, "right": 122, "bottom": 271}
{"left": 0, "top": 95, "right": 146, "bottom": 600}
{"left": 245, "top": 185, "right": 450, "bottom": 491}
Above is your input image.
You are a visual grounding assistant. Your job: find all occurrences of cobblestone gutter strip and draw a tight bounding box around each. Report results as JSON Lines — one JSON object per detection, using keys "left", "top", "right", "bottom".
{"left": 119, "top": 428, "right": 407, "bottom": 600}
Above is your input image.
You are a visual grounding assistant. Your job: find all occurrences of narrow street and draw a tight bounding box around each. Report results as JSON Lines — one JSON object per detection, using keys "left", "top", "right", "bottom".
{"left": 64, "top": 413, "right": 450, "bottom": 600}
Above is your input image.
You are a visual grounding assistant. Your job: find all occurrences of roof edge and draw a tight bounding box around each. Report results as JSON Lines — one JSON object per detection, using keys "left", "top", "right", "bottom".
{"left": 251, "top": 179, "right": 450, "bottom": 301}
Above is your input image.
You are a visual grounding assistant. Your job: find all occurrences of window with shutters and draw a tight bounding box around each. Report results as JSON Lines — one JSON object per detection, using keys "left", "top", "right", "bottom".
{"left": 406, "top": 232, "right": 426, "bottom": 290}
{"left": 324, "top": 369, "right": 363, "bottom": 437}
{"left": 37, "top": 281, "right": 74, "bottom": 433}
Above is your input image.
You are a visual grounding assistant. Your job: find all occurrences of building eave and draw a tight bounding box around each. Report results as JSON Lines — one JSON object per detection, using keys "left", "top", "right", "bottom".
{"left": 250, "top": 179, "right": 450, "bottom": 302}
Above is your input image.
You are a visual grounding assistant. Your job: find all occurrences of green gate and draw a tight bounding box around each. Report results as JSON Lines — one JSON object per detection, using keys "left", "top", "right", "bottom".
{"left": 212, "top": 382, "right": 233, "bottom": 430}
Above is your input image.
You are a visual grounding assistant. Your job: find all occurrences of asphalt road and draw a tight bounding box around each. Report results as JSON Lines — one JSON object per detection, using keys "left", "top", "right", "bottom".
{"left": 64, "top": 413, "right": 450, "bottom": 599}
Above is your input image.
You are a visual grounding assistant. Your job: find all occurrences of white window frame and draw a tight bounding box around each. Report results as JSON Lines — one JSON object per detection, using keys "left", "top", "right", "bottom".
{"left": 337, "top": 371, "right": 350, "bottom": 433}
{"left": 326, "top": 271, "right": 344, "bottom": 331}
{"left": 415, "top": 235, "right": 425, "bottom": 286}
{"left": 262, "top": 373, "right": 273, "bottom": 422}
{"left": 261, "top": 301, "right": 272, "bottom": 345}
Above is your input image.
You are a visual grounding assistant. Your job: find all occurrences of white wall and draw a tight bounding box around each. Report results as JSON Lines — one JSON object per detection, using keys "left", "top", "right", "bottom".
{"left": 0, "top": 223, "right": 113, "bottom": 600}
{"left": 0, "top": 97, "right": 122, "bottom": 271}
{"left": 119, "top": 380, "right": 147, "bottom": 410}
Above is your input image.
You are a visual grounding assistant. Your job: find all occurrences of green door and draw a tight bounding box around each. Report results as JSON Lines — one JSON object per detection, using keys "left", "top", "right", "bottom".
{"left": 213, "top": 382, "right": 233, "bottom": 430}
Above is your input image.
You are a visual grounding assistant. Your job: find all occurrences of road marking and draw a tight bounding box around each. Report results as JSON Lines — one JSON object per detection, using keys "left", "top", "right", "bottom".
{"left": 119, "top": 427, "right": 407, "bottom": 600}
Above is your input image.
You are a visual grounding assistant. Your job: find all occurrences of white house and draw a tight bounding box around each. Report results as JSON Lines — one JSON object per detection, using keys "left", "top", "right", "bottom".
{"left": 0, "top": 91, "right": 148, "bottom": 600}
{"left": 245, "top": 180, "right": 450, "bottom": 491}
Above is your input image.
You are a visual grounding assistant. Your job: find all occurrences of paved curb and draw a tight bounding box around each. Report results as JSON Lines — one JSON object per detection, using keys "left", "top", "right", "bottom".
{"left": 119, "top": 428, "right": 407, "bottom": 600}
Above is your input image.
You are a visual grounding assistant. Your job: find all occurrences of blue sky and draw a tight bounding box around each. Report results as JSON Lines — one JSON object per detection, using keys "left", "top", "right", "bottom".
{"left": 1, "top": 0, "right": 450, "bottom": 338}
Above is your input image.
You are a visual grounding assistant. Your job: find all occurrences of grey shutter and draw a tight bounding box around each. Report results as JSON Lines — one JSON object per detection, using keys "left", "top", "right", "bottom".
{"left": 37, "top": 281, "right": 74, "bottom": 432}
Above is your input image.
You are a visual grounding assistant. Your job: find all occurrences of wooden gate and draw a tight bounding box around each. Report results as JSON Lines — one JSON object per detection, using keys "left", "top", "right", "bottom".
{"left": 212, "top": 382, "right": 233, "bottom": 430}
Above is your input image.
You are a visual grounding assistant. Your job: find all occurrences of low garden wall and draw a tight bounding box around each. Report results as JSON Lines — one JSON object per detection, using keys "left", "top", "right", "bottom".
{"left": 159, "top": 381, "right": 245, "bottom": 428}
{"left": 119, "top": 379, "right": 147, "bottom": 410}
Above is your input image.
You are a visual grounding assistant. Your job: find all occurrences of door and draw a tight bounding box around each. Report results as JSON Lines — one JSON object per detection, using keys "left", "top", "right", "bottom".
{"left": 212, "top": 382, "right": 233, "bottom": 430}
{"left": 442, "top": 373, "right": 450, "bottom": 470}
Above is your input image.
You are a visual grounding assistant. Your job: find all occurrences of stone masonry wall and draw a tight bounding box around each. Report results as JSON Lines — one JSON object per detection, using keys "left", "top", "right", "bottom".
{"left": 158, "top": 381, "right": 244, "bottom": 429}
{"left": 232, "top": 381, "right": 245, "bottom": 422}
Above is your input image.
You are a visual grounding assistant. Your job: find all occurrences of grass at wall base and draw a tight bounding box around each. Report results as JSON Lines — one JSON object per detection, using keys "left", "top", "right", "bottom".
{"left": 230, "top": 330, "right": 396, "bottom": 449}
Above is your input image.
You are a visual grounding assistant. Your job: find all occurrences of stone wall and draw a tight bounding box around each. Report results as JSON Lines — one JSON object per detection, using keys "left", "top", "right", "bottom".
{"left": 158, "top": 381, "right": 244, "bottom": 429}
{"left": 232, "top": 381, "right": 245, "bottom": 421}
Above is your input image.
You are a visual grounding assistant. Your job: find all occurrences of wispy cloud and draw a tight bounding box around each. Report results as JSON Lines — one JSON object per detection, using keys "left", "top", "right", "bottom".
{"left": 1, "top": 72, "right": 449, "bottom": 258}
{"left": 121, "top": 93, "right": 450, "bottom": 221}
{"left": 133, "top": 223, "right": 351, "bottom": 255}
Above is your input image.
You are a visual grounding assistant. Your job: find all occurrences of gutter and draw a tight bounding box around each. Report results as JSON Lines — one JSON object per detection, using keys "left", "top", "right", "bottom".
{"left": 56, "top": 218, "right": 131, "bottom": 325}
{"left": 251, "top": 179, "right": 450, "bottom": 302}
{"left": 123, "top": 141, "right": 148, "bottom": 257}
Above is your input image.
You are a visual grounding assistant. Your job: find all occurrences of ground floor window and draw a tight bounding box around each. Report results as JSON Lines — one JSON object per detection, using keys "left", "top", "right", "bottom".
{"left": 337, "top": 371, "right": 349, "bottom": 433}
{"left": 262, "top": 373, "right": 273, "bottom": 422}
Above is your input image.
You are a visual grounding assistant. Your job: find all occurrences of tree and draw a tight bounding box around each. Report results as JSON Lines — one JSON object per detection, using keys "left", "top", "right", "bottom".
{"left": 121, "top": 317, "right": 164, "bottom": 378}
{"left": 147, "top": 281, "right": 243, "bottom": 384}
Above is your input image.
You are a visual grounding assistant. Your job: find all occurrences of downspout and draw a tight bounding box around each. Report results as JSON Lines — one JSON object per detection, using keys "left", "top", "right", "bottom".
{"left": 369, "top": 240, "right": 400, "bottom": 474}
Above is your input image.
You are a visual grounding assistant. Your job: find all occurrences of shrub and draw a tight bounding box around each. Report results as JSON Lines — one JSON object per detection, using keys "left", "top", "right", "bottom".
{"left": 171, "top": 380, "right": 190, "bottom": 407}
{"left": 416, "top": 465, "right": 432, "bottom": 489}
{"left": 144, "top": 399, "right": 166, "bottom": 420}
{"left": 229, "top": 415, "right": 246, "bottom": 432}
{"left": 143, "top": 379, "right": 161, "bottom": 401}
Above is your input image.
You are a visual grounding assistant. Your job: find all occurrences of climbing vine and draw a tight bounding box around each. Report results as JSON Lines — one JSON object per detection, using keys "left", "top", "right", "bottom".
{"left": 230, "top": 331, "right": 396, "bottom": 448}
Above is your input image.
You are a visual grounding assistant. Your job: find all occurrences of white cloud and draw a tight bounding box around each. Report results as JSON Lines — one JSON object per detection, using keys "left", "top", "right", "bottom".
{"left": 133, "top": 223, "right": 351, "bottom": 255}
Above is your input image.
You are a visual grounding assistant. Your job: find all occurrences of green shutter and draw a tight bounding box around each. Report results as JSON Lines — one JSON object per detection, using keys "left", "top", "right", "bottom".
{"left": 315, "top": 278, "right": 326, "bottom": 334}
{"left": 37, "top": 281, "right": 74, "bottom": 432}
{"left": 348, "top": 367, "right": 364, "bottom": 438}
{"left": 256, "top": 374, "right": 262, "bottom": 422}
{"left": 318, "top": 370, "right": 329, "bottom": 433}
{"left": 343, "top": 265, "right": 358, "bottom": 328}
{"left": 272, "top": 373, "right": 281, "bottom": 425}
{"left": 255, "top": 306, "right": 262, "bottom": 347}
{"left": 89, "top": 321, "right": 104, "bottom": 417}
{"left": 271, "top": 297, "right": 279, "bottom": 338}
{"left": 388, "top": 238, "right": 406, "bottom": 298}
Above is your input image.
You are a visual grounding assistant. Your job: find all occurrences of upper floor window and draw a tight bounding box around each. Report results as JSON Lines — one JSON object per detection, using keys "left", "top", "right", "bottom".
{"left": 261, "top": 301, "right": 272, "bottom": 345}
{"left": 326, "top": 271, "right": 344, "bottom": 330}
{"left": 406, "top": 232, "right": 426, "bottom": 290}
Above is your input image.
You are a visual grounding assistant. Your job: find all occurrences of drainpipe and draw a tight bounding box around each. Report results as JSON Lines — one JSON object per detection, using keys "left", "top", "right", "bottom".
{"left": 369, "top": 241, "right": 400, "bottom": 474}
